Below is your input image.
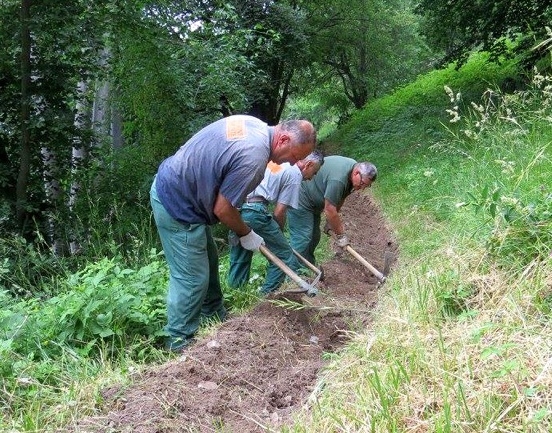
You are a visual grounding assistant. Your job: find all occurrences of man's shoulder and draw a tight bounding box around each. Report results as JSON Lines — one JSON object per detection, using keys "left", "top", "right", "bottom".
{"left": 230, "top": 114, "right": 267, "bottom": 129}
{"left": 281, "top": 164, "right": 302, "bottom": 182}
{"left": 323, "top": 156, "right": 356, "bottom": 175}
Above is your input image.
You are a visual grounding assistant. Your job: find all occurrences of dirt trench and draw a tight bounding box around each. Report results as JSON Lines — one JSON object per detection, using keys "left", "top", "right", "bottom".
{"left": 72, "top": 190, "right": 398, "bottom": 433}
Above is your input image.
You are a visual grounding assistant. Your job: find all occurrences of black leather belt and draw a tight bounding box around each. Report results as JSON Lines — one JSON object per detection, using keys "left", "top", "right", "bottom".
{"left": 245, "top": 196, "right": 268, "bottom": 204}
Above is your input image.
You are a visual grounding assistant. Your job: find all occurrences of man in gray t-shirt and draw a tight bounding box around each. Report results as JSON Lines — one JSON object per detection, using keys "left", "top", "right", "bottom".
{"left": 150, "top": 115, "right": 316, "bottom": 352}
{"left": 228, "top": 150, "right": 324, "bottom": 294}
{"left": 288, "top": 155, "right": 377, "bottom": 265}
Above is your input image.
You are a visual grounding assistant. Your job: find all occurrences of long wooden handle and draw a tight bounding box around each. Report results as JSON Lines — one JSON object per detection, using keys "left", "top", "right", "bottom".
{"left": 292, "top": 249, "right": 321, "bottom": 274}
{"left": 259, "top": 245, "right": 313, "bottom": 291}
{"left": 345, "top": 245, "right": 385, "bottom": 282}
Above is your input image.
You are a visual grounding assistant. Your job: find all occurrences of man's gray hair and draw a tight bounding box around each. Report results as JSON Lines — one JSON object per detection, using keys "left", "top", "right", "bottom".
{"left": 355, "top": 161, "right": 377, "bottom": 181}
{"left": 281, "top": 120, "right": 317, "bottom": 147}
{"left": 302, "top": 149, "right": 325, "bottom": 166}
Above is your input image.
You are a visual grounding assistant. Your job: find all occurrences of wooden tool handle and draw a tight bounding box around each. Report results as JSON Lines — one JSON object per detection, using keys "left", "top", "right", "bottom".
{"left": 345, "top": 245, "right": 385, "bottom": 282}
{"left": 259, "top": 245, "right": 311, "bottom": 289}
{"left": 292, "top": 249, "right": 321, "bottom": 274}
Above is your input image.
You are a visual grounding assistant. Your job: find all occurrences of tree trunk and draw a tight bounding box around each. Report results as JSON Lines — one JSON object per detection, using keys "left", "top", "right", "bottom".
{"left": 41, "top": 146, "right": 63, "bottom": 255}
{"left": 16, "top": 0, "right": 32, "bottom": 228}
{"left": 68, "top": 80, "right": 90, "bottom": 255}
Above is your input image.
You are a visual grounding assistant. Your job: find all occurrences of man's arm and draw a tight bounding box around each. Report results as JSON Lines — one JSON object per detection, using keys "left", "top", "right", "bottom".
{"left": 323, "top": 199, "right": 344, "bottom": 235}
{"left": 272, "top": 202, "right": 288, "bottom": 230}
{"left": 324, "top": 198, "right": 351, "bottom": 248}
{"left": 213, "top": 193, "right": 250, "bottom": 236}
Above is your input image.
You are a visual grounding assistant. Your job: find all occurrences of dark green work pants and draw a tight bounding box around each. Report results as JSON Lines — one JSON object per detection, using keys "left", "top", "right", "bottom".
{"left": 227, "top": 203, "right": 300, "bottom": 294}
{"left": 150, "top": 178, "right": 226, "bottom": 352}
{"left": 287, "top": 207, "right": 321, "bottom": 265}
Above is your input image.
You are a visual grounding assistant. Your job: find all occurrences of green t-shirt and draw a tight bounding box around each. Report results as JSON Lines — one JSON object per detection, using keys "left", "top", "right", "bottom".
{"left": 298, "top": 155, "right": 356, "bottom": 212}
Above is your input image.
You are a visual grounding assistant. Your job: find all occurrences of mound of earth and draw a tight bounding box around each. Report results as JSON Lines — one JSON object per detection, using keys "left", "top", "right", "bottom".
{"left": 71, "top": 190, "right": 398, "bottom": 433}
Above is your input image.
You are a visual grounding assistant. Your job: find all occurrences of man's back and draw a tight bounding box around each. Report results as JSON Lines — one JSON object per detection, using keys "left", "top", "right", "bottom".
{"left": 156, "top": 115, "right": 271, "bottom": 225}
{"left": 247, "top": 162, "right": 302, "bottom": 209}
{"left": 298, "top": 155, "right": 356, "bottom": 212}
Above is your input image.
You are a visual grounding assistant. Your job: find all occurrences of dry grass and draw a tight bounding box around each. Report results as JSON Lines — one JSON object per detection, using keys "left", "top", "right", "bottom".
{"left": 288, "top": 247, "right": 552, "bottom": 432}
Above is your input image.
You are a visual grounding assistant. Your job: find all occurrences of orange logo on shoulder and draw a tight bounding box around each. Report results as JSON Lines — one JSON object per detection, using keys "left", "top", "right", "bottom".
{"left": 267, "top": 161, "right": 283, "bottom": 173}
{"left": 226, "top": 117, "right": 247, "bottom": 140}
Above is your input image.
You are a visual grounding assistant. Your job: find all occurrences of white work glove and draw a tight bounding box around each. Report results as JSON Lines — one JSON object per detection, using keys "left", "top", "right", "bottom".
{"left": 335, "top": 233, "right": 350, "bottom": 248}
{"left": 239, "top": 229, "right": 265, "bottom": 251}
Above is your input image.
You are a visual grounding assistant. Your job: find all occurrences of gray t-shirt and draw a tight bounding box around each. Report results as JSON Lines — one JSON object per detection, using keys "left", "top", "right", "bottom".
{"left": 298, "top": 155, "right": 356, "bottom": 212}
{"left": 156, "top": 115, "right": 272, "bottom": 224}
{"left": 247, "top": 162, "right": 302, "bottom": 209}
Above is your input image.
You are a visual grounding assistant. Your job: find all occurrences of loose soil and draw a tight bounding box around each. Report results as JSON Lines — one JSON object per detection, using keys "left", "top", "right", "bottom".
{"left": 72, "top": 191, "right": 398, "bottom": 433}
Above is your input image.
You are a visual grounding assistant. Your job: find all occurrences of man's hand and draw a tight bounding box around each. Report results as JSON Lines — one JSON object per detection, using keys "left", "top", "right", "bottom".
{"left": 239, "top": 230, "right": 265, "bottom": 251}
{"left": 323, "top": 221, "right": 332, "bottom": 235}
{"left": 335, "top": 233, "right": 350, "bottom": 248}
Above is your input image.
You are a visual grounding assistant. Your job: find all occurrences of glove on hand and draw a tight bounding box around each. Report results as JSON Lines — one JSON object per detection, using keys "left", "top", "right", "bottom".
{"left": 239, "top": 229, "right": 265, "bottom": 251}
{"left": 335, "top": 233, "right": 350, "bottom": 248}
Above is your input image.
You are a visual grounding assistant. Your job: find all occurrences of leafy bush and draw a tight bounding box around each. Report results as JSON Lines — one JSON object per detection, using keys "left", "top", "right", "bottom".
{"left": 2, "top": 251, "right": 168, "bottom": 360}
{"left": 69, "top": 144, "right": 160, "bottom": 265}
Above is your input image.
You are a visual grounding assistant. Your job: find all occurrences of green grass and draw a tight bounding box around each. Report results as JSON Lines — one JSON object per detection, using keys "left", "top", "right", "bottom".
{"left": 285, "top": 54, "right": 552, "bottom": 432}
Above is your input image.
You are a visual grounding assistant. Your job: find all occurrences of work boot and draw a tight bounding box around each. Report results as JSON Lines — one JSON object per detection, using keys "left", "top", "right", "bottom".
{"left": 165, "top": 336, "right": 196, "bottom": 353}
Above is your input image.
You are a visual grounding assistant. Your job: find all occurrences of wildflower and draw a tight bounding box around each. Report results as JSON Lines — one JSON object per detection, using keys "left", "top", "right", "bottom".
{"left": 500, "top": 196, "right": 519, "bottom": 207}
{"left": 471, "top": 101, "right": 485, "bottom": 113}
{"left": 446, "top": 109, "right": 460, "bottom": 123}
{"left": 444, "top": 85, "right": 454, "bottom": 102}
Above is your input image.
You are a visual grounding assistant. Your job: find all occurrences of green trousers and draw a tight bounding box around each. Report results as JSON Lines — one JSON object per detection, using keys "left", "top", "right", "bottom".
{"left": 227, "top": 203, "right": 300, "bottom": 294}
{"left": 150, "top": 178, "right": 226, "bottom": 351}
{"left": 287, "top": 207, "right": 321, "bottom": 265}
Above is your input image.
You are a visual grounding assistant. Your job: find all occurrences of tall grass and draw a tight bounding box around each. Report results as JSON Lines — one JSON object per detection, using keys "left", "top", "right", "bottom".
{"left": 287, "top": 55, "right": 552, "bottom": 432}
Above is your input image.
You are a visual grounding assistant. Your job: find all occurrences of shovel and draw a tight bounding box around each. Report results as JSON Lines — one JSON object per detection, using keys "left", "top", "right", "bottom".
{"left": 344, "top": 245, "right": 393, "bottom": 285}
{"left": 259, "top": 245, "right": 318, "bottom": 297}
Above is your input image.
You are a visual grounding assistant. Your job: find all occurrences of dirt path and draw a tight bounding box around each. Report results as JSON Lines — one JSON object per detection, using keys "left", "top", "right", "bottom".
{"left": 73, "top": 191, "right": 398, "bottom": 433}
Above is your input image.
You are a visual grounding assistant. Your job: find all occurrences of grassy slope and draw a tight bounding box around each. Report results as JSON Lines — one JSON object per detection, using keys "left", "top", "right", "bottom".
{"left": 286, "top": 54, "right": 552, "bottom": 432}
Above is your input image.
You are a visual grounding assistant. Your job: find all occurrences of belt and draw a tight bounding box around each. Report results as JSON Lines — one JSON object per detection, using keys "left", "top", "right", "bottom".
{"left": 245, "top": 196, "right": 269, "bottom": 204}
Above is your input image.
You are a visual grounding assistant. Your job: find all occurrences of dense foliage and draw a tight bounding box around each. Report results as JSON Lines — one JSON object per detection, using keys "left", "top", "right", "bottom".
{"left": 1, "top": 0, "right": 431, "bottom": 297}
{"left": 415, "top": 0, "right": 552, "bottom": 67}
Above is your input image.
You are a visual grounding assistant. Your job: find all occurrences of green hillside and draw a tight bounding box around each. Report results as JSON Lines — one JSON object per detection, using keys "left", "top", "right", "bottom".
{"left": 287, "top": 54, "right": 552, "bottom": 431}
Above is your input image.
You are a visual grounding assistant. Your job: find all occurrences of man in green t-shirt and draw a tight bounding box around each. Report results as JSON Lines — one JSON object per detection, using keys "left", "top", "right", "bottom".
{"left": 288, "top": 155, "right": 377, "bottom": 264}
